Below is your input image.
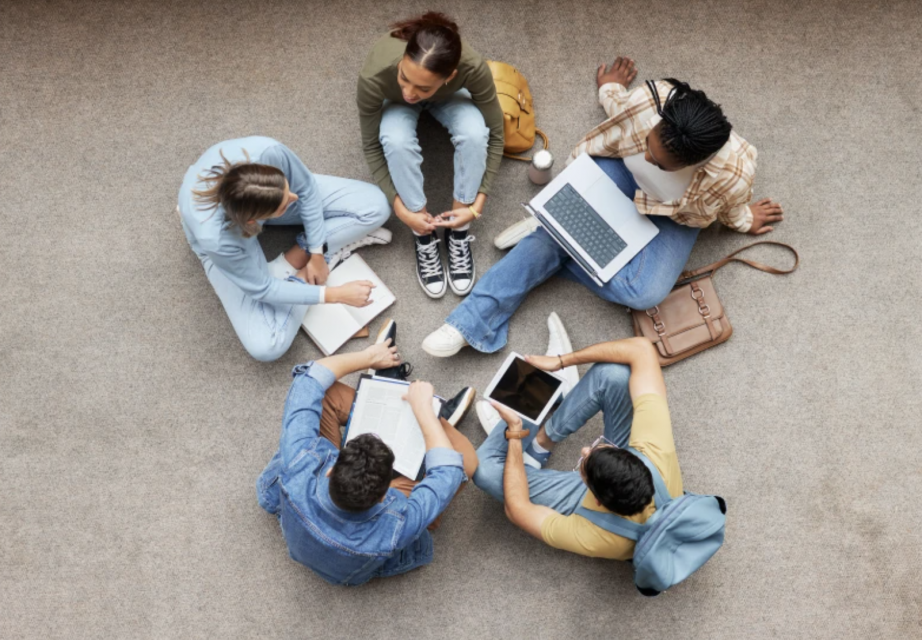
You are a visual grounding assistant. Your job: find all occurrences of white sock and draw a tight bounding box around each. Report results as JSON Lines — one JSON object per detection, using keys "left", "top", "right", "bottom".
{"left": 529, "top": 440, "right": 550, "bottom": 455}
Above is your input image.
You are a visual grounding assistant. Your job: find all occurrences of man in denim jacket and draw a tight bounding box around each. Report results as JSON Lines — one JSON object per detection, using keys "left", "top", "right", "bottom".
{"left": 257, "top": 336, "right": 477, "bottom": 585}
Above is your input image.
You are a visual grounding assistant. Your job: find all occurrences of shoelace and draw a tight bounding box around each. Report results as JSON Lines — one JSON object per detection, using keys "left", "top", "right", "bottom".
{"left": 326, "top": 249, "right": 351, "bottom": 271}
{"left": 447, "top": 234, "right": 475, "bottom": 274}
{"left": 416, "top": 238, "right": 443, "bottom": 278}
{"left": 394, "top": 362, "right": 413, "bottom": 379}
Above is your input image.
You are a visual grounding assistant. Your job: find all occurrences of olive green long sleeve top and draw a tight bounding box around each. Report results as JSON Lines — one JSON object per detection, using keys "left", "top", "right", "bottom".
{"left": 357, "top": 34, "right": 504, "bottom": 205}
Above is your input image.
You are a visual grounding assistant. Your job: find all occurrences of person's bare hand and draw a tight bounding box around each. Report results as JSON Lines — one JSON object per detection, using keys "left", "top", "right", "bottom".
{"left": 302, "top": 253, "right": 330, "bottom": 285}
{"left": 366, "top": 338, "right": 400, "bottom": 370}
{"left": 402, "top": 380, "right": 435, "bottom": 412}
{"left": 433, "top": 207, "right": 477, "bottom": 229}
{"left": 748, "top": 198, "right": 784, "bottom": 235}
{"left": 328, "top": 280, "right": 375, "bottom": 307}
{"left": 394, "top": 196, "right": 436, "bottom": 234}
{"left": 597, "top": 56, "right": 637, "bottom": 89}
{"left": 523, "top": 354, "right": 563, "bottom": 372}
{"left": 490, "top": 400, "right": 523, "bottom": 432}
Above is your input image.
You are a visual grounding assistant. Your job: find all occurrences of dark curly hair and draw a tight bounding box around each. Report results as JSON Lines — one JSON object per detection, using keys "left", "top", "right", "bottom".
{"left": 329, "top": 434, "right": 395, "bottom": 512}
{"left": 657, "top": 79, "right": 732, "bottom": 167}
{"left": 583, "top": 447, "right": 654, "bottom": 516}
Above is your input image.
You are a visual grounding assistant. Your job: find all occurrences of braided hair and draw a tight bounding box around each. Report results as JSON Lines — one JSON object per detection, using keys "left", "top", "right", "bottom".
{"left": 657, "top": 79, "right": 732, "bottom": 166}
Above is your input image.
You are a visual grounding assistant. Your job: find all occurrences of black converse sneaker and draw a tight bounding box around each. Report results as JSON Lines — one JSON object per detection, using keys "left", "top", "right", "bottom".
{"left": 446, "top": 229, "right": 476, "bottom": 296}
{"left": 414, "top": 232, "right": 447, "bottom": 298}
{"left": 369, "top": 318, "right": 413, "bottom": 380}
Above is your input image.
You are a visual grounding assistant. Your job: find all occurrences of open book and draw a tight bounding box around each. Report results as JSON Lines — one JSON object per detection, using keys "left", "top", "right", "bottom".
{"left": 301, "top": 254, "right": 395, "bottom": 356}
{"left": 344, "top": 376, "right": 443, "bottom": 480}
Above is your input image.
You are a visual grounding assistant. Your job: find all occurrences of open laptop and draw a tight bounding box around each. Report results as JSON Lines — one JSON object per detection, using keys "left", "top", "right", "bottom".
{"left": 523, "top": 153, "right": 659, "bottom": 285}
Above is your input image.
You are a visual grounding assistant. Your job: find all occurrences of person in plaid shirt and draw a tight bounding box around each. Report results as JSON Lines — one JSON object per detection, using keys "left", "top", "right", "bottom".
{"left": 422, "top": 57, "right": 784, "bottom": 358}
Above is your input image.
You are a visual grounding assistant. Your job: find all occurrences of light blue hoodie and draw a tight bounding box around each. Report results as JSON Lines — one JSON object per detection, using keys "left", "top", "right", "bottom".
{"left": 179, "top": 136, "right": 325, "bottom": 306}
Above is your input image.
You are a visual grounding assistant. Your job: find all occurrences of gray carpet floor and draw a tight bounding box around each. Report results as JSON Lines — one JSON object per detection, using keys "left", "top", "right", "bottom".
{"left": 2, "top": 0, "right": 921, "bottom": 638}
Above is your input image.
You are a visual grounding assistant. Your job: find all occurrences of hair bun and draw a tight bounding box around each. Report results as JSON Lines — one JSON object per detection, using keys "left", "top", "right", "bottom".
{"left": 416, "top": 11, "right": 459, "bottom": 33}
{"left": 390, "top": 11, "right": 459, "bottom": 41}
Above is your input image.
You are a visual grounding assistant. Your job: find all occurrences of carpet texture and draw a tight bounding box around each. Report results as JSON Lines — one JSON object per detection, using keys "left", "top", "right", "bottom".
{"left": 2, "top": 0, "right": 920, "bottom": 638}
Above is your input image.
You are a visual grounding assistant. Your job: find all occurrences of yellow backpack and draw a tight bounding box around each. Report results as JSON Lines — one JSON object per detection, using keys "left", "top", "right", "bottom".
{"left": 486, "top": 60, "right": 549, "bottom": 161}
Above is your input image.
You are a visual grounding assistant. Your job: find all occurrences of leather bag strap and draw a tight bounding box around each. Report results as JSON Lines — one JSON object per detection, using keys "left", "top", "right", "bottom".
{"left": 678, "top": 241, "right": 800, "bottom": 283}
{"left": 503, "top": 129, "right": 550, "bottom": 162}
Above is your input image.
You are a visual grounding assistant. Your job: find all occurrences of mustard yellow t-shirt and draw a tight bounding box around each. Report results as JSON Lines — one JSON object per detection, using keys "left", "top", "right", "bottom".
{"left": 540, "top": 393, "right": 683, "bottom": 560}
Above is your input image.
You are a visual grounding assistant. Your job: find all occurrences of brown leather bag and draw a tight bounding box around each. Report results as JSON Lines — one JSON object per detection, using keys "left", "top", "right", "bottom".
{"left": 486, "top": 60, "right": 549, "bottom": 161}
{"left": 632, "top": 241, "right": 799, "bottom": 366}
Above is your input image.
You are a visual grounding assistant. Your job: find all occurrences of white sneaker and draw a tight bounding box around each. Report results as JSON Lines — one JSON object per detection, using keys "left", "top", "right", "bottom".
{"left": 494, "top": 217, "right": 540, "bottom": 250}
{"left": 328, "top": 228, "right": 393, "bottom": 270}
{"left": 268, "top": 253, "right": 298, "bottom": 280}
{"left": 343, "top": 227, "right": 392, "bottom": 253}
{"left": 476, "top": 399, "right": 544, "bottom": 469}
{"left": 547, "top": 312, "right": 579, "bottom": 396}
{"left": 476, "top": 399, "right": 502, "bottom": 435}
{"left": 422, "top": 324, "right": 468, "bottom": 357}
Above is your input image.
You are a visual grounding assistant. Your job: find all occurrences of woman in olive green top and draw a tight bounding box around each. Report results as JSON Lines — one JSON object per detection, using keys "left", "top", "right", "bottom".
{"left": 357, "top": 11, "right": 504, "bottom": 298}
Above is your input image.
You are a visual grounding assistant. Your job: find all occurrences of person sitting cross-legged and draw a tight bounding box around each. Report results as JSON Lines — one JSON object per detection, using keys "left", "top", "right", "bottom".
{"left": 472, "top": 337, "right": 682, "bottom": 560}
{"left": 256, "top": 321, "right": 478, "bottom": 585}
{"left": 423, "top": 57, "right": 784, "bottom": 357}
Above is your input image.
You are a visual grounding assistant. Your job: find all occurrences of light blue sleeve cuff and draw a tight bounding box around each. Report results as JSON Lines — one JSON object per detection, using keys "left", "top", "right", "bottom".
{"left": 424, "top": 447, "right": 464, "bottom": 470}
{"left": 291, "top": 361, "right": 337, "bottom": 391}
{"left": 296, "top": 232, "right": 326, "bottom": 256}
{"left": 284, "top": 276, "right": 323, "bottom": 305}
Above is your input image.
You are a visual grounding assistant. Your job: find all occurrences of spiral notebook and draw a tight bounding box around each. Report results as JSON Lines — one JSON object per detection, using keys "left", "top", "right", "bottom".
{"left": 300, "top": 254, "right": 395, "bottom": 355}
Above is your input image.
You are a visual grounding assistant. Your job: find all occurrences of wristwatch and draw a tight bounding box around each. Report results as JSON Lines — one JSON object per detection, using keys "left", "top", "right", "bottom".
{"left": 504, "top": 426, "right": 530, "bottom": 440}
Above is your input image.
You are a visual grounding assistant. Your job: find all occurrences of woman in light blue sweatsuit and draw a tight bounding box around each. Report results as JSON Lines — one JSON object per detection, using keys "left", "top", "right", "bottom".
{"left": 178, "top": 136, "right": 391, "bottom": 362}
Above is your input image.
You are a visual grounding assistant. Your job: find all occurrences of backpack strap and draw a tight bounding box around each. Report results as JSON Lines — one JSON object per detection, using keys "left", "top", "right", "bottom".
{"left": 574, "top": 505, "right": 645, "bottom": 541}
{"left": 503, "top": 129, "right": 549, "bottom": 162}
{"left": 572, "top": 448, "right": 672, "bottom": 539}
{"left": 627, "top": 447, "right": 672, "bottom": 510}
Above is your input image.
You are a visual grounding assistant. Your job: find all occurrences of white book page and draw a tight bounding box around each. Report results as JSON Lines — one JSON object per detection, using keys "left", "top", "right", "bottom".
{"left": 326, "top": 255, "right": 396, "bottom": 327}
{"left": 301, "top": 254, "right": 395, "bottom": 355}
{"left": 345, "top": 378, "right": 440, "bottom": 479}
{"left": 299, "top": 304, "right": 361, "bottom": 356}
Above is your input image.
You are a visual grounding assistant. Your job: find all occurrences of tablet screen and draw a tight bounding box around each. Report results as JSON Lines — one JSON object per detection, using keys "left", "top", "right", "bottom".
{"left": 488, "top": 356, "right": 563, "bottom": 422}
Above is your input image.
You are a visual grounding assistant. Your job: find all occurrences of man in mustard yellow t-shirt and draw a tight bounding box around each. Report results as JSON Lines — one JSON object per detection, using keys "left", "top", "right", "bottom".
{"left": 472, "top": 337, "right": 681, "bottom": 559}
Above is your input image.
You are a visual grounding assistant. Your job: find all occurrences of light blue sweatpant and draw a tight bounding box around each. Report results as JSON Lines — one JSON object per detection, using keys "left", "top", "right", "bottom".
{"left": 201, "top": 175, "right": 389, "bottom": 362}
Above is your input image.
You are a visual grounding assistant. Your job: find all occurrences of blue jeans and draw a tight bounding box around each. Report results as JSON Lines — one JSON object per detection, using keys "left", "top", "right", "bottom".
{"left": 205, "top": 175, "right": 389, "bottom": 362}
{"left": 379, "top": 89, "right": 488, "bottom": 210}
{"left": 473, "top": 363, "right": 635, "bottom": 511}
{"left": 446, "top": 157, "right": 700, "bottom": 352}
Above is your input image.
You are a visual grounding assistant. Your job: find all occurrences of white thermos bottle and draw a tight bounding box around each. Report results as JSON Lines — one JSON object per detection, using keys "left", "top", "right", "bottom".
{"left": 527, "top": 149, "right": 554, "bottom": 185}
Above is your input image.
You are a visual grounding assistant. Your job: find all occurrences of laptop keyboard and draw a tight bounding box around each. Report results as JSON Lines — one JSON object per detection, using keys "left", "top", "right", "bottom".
{"left": 544, "top": 184, "right": 627, "bottom": 267}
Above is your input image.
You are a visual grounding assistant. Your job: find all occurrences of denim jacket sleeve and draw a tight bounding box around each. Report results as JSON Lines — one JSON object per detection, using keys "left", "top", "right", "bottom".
{"left": 260, "top": 144, "right": 327, "bottom": 252}
{"left": 395, "top": 448, "right": 465, "bottom": 547}
{"left": 279, "top": 362, "right": 338, "bottom": 468}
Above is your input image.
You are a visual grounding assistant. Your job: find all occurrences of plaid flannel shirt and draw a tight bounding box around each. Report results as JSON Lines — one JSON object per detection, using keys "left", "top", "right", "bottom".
{"left": 567, "top": 81, "right": 757, "bottom": 233}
